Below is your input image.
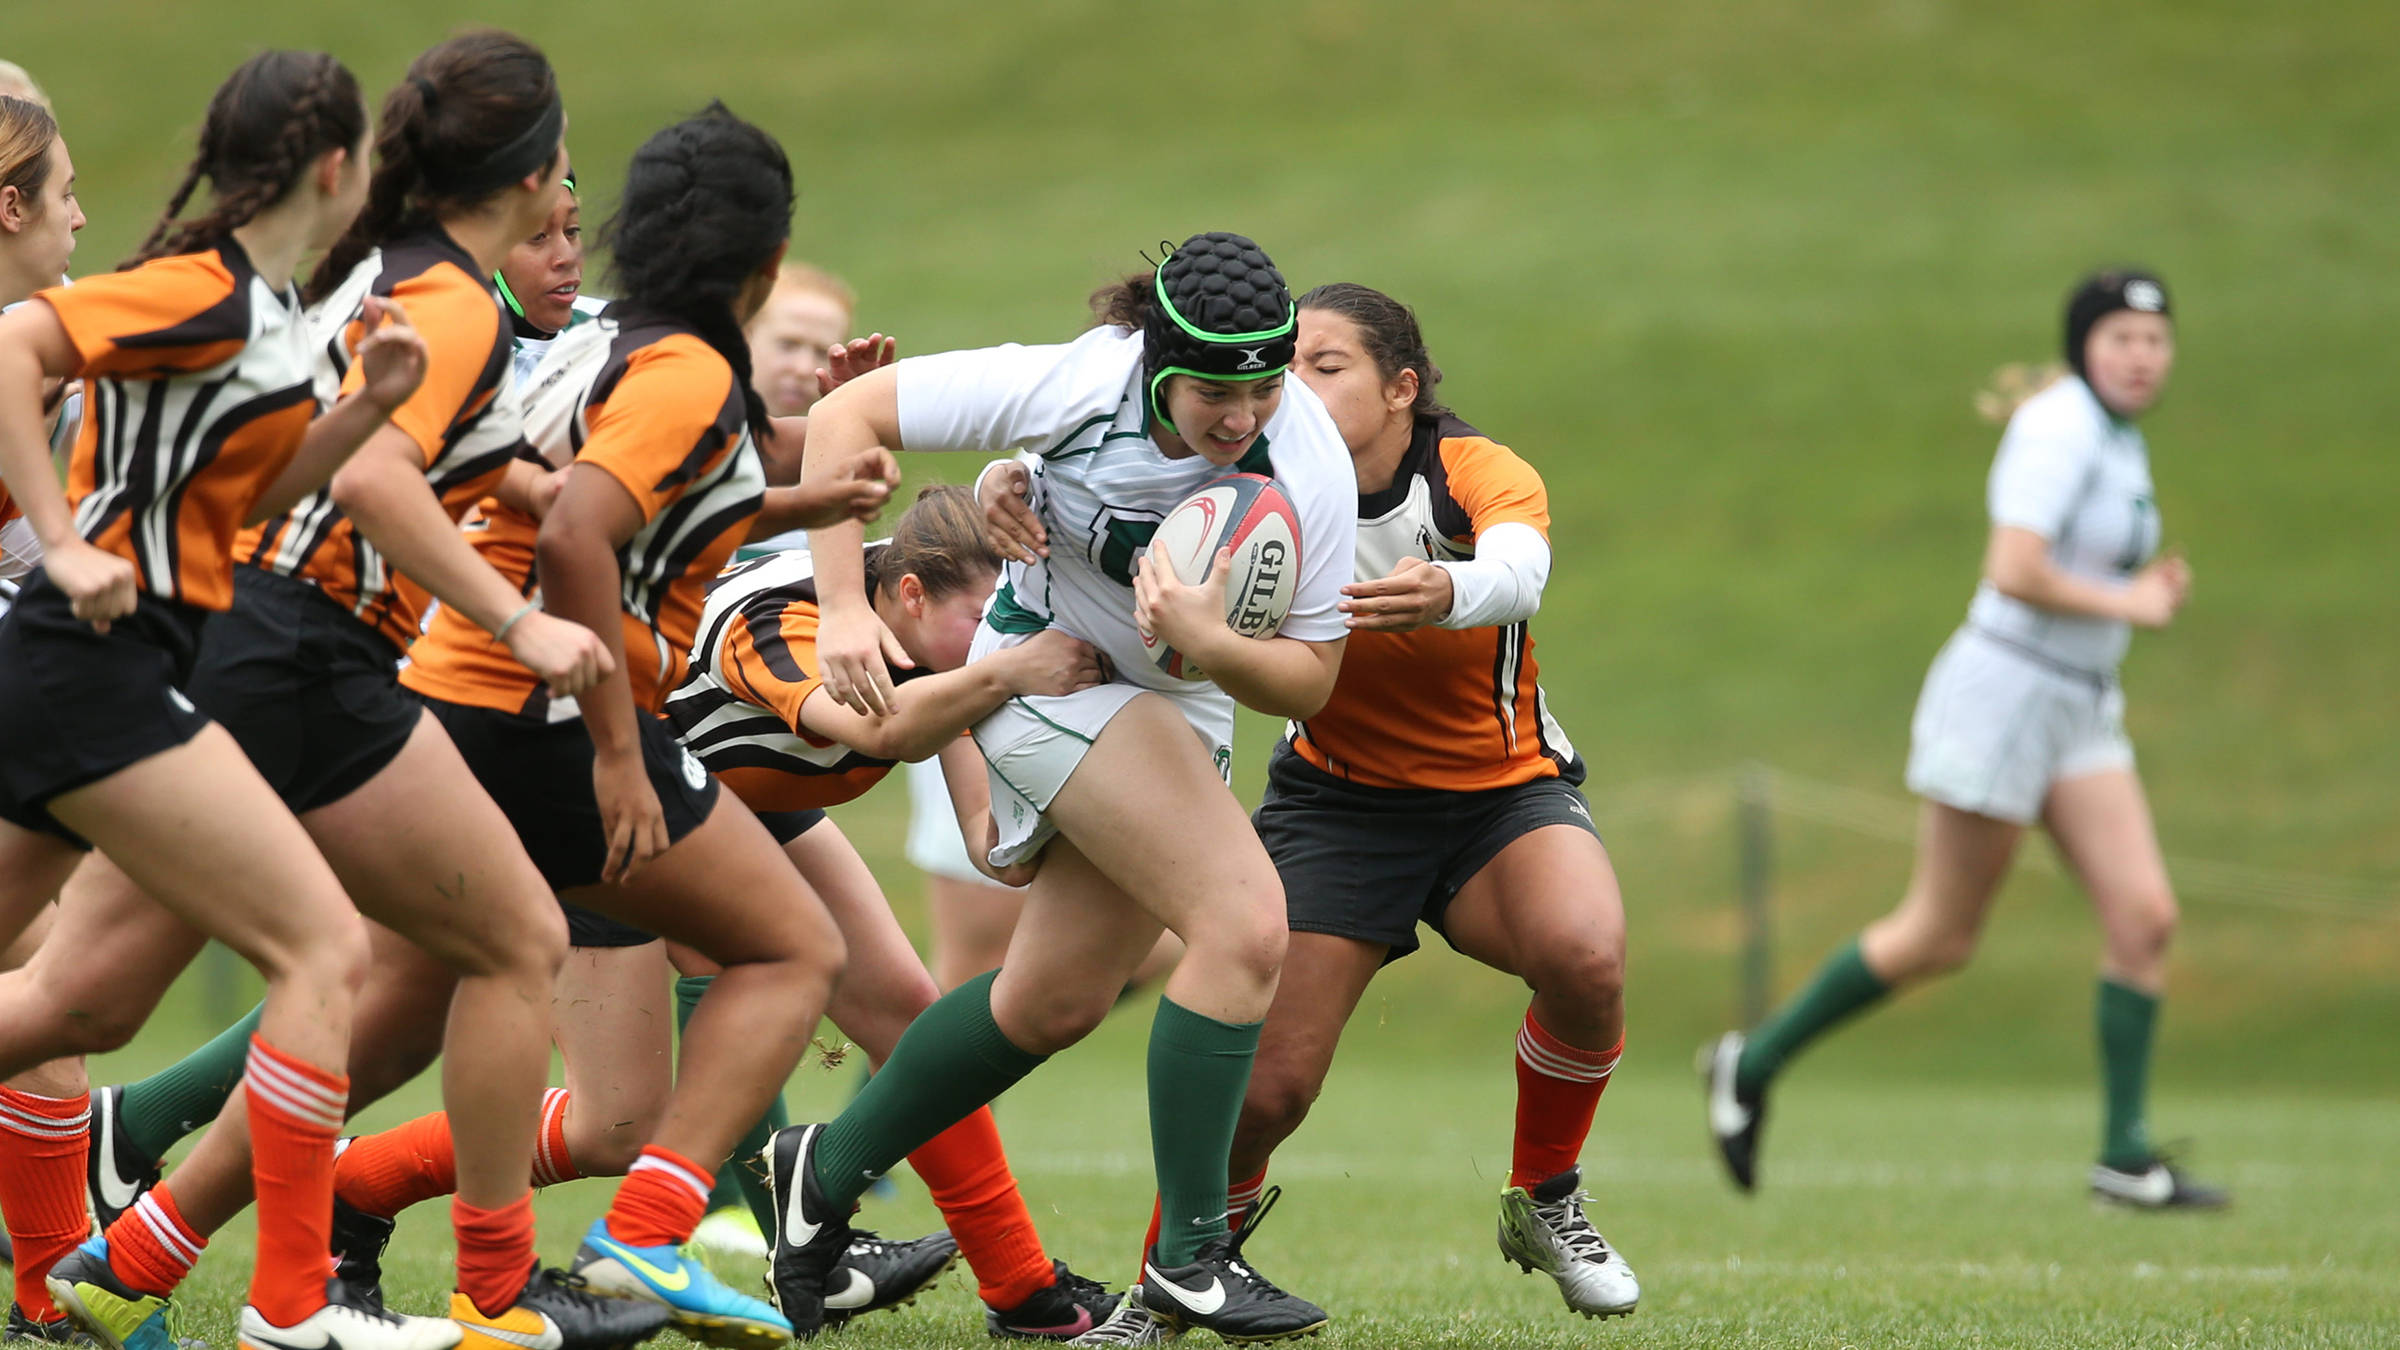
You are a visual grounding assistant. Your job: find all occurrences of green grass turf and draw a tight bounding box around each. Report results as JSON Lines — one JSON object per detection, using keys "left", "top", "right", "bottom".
{"left": 95, "top": 990, "right": 2400, "bottom": 1349}
{"left": 15, "top": 0, "right": 2399, "bottom": 1344}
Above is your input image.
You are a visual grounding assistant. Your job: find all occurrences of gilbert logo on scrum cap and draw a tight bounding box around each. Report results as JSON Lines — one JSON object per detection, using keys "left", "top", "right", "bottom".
{"left": 2124, "top": 279, "right": 2165, "bottom": 311}
{"left": 1235, "top": 346, "right": 1271, "bottom": 371}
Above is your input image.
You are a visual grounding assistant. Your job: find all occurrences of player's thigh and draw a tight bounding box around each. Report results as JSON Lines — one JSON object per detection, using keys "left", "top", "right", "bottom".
{"left": 22, "top": 854, "right": 209, "bottom": 1048}
{"left": 49, "top": 725, "right": 362, "bottom": 968}
{"left": 303, "top": 712, "right": 565, "bottom": 967}
{"left": 788, "top": 819, "right": 938, "bottom": 1063}
{"left": 563, "top": 794, "right": 837, "bottom": 970}
{"left": 0, "top": 824, "right": 79, "bottom": 958}
{"left": 990, "top": 839, "right": 1168, "bottom": 1051}
{"left": 1044, "top": 693, "right": 1282, "bottom": 944}
{"left": 2042, "top": 767, "right": 2175, "bottom": 933}
{"left": 1894, "top": 798, "right": 2025, "bottom": 932}
{"left": 1444, "top": 825, "right": 1626, "bottom": 988}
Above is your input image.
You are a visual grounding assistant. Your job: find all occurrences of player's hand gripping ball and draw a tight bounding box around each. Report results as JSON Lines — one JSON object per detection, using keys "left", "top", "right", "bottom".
{"left": 1140, "top": 472, "right": 1301, "bottom": 679}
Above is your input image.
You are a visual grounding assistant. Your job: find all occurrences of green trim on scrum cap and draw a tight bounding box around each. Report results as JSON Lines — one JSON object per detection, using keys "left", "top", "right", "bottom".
{"left": 1153, "top": 262, "right": 1296, "bottom": 345}
{"left": 1149, "top": 363, "right": 1286, "bottom": 438}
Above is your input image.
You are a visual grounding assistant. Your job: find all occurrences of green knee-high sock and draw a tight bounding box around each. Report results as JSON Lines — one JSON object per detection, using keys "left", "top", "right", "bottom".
{"left": 1147, "top": 996, "right": 1263, "bottom": 1267}
{"left": 117, "top": 1002, "right": 266, "bottom": 1159}
{"left": 675, "top": 974, "right": 792, "bottom": 1230}
{"left": 811, "top": 970, "right": 1045, "bottom": 1211}
{"left": 2096, "top": 978, "right": 2159, "bottom": 1169}
{"left": 1735, "top": 938, "right": 1890, "bottom": 1096}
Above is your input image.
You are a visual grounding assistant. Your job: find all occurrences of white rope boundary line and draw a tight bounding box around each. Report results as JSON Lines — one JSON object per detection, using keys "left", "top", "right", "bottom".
{"left": 1582, "top": 765, "right": 2396, "bottom": 922}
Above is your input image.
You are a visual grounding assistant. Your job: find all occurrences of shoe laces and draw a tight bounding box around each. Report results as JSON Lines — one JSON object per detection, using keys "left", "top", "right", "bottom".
{"left": 1214, "top": 1186, "right": 1296, "bottom": 1298}
{"left": 1049, "top": 1267, "right": 1112, "bottom": 1305}
{"left": 528, "top": 1267, "right": 612, "bottom": 1311}
{"left": 1532, "top": 1187, "right": 1613, "bottom": 1264}
{"left": 1078, "top": 1298, "right": 1163, "bottom": 1345}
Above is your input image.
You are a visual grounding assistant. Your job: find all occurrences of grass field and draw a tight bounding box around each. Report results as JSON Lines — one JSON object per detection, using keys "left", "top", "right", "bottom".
{"left": 12, "top": 1, "right": 2399, "bottom": 1345}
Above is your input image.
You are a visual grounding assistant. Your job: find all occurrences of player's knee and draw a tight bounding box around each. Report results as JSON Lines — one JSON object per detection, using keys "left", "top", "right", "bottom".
{"left": 1524, "top": 941, "right": 1624, "bottom": 1009}
{"left": 1240, "top": 1067, "right": 1322, "bottom": 1146}
{"left": 566, "top": 1113, "right": 655, "bottom": 1177}
{"left": 1003, "top": 984, "right": 1115, "bottom": 1054}
{"left": 2113, "top": 889, "right": 2178, "bottom": 964}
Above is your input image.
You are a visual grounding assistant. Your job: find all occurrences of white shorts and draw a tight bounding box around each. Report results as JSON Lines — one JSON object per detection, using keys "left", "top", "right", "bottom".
{"left": 1905, "top": 627, "right": 2134, "bottom": 826}
{"left": 970, "top": 632, "right": 1235, "bottom": 868}
{"left": 902, "top": 756, "right": 986, "bottom": 884}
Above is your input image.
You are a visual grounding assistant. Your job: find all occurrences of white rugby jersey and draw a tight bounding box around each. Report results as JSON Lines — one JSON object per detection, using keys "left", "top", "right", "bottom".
{"left": 511, "top": 293, "right": 610, "bottom": 385}
{"left": 1963, "top": 375, "right": 2159, "bottom": 672}
{"left": 895, "top": 325, "right": 1356, "bottom": 693}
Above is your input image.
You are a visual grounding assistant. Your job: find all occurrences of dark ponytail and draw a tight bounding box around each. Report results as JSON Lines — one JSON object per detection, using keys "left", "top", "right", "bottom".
{"left": 1296, "top": 282, "right": 1450, "bottom": 419}
{"left": 600, "top": 102, "right": 793, "bottom": 437}
{"left": 123, "top": 52, "right": 364, "bottom": 270}
{"left": 305, "top": 30, "right": 561, "bottom": 303}
{"left": 1088, "top": 272, "right": 1155, "bottom": 330}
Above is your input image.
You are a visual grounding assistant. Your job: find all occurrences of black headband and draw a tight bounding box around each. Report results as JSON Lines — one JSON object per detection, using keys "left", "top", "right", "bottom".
{"left": 420, "top": 90, "right": 565, "bottom": 199}
{"left": 2064, "top": 269, "right": 2170, "bottom": 380}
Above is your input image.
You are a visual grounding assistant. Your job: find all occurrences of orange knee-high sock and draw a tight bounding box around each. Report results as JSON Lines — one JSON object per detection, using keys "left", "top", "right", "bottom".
{"left": 334, "top": 1110, "right": 457, "bottom": 1218}
{"left": 338, "top": 1089, "right": 583, "bottom": 1220}
{"left": 1138, "top": 1166, "right": 1264, "bottom": 1279}
{"left": 0, "top": 1086, "right": 91, "bottom": 1319}
{"left": 241, "top": 1037, "right": 346, "bottom": 1326}
{"left": 1510, "top": 1012, "right": 1621, "bottom": 1190}
{"left": 453, "top": 1193, "right": 536, "bottom": 1317}
{"left": 905, "top": 1108, "right": 1049, "bottom": 1308}
{"left": 101, "top": 1186, "right": 206, "bottom": 1298}
{"left": 603, "top": 1146, "right": 712, "bottom": 1249}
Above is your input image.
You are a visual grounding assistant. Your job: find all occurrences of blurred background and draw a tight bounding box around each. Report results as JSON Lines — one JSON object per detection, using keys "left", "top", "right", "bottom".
{"left": 11, "top": 2, "right": 2394, "bottom": 1343}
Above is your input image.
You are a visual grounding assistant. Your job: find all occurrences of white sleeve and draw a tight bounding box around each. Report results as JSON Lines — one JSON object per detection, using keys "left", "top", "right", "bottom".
{"left": 1433, "top": 522, "right": 1550, "bottom": 629}
{"left": 1987, "top": 405, "right": 2095, "bottom": 540}
{"left": 896, "top": 340, "right": 1118, "bottom": 457}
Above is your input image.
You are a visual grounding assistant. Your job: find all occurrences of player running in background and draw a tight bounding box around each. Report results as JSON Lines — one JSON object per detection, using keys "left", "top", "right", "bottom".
{"left": 400, "top": 104, "right": 891, "bottom": 1344}
{"left": 0, "top": 90, "right": 78, "bottom": 596}
{"left": 990, "top": 283, "right": 1639, "bottom": 1342}
{"left": 0, "top": 49, "right": 462, "bottom": 1350}
{"left": 1703, "top": 269, "right": 2225, "bottom": 1210}
{"left": 769, "top": 232, "right": 1355, "bottom": 1343}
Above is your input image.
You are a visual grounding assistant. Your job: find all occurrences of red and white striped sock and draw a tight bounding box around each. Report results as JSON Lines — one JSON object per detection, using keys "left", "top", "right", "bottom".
{"left": 603, "top": 1145, "right": 713, "bottom": 1249}
{"left": 530, "top": 1088, "right": 582, "bottom": 1188}
{"left": 101, "top": 1185, "right": 207, "bottom": 1298}
{"left": 1509, "top": 1011, "right": 1621, "bottom": 1190}
{"left": 243, "top": 1036, "right": 346, "bottom": 1327}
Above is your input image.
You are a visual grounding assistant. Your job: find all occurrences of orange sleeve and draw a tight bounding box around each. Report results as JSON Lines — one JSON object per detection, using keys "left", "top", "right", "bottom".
{"left": 40, "top": 257, "right": 247, "bottom": 378}
{"left": 1439, "top": 436, "right": 1550, "bottom": 540}
{"left": 576, "top": 337, "right": 739, "bottom": 525}
{"left": 341, "top": 268, "right": 502, "bottom": 466}
{"left": 718, "top": 602, "right": 835, "bottom": 746}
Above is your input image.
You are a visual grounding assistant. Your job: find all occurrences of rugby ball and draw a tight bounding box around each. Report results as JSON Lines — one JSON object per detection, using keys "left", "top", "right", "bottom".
{"left": 1141, "top": 473, "right": 1302, "bottom": 680}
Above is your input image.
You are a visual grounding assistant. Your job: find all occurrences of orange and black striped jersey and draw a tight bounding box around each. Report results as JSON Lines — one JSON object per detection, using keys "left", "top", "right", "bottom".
{"left": 240, "top": 232, "right": 523, "bottom": 652}
{"left": 403, "top": 316, "right": 766, "bottom": 719}
{"left": 39, "top": 242, "right": 317, "bottom": 611}
{"left": 664, "top": 544, "right": 935, "bottom": 812}
{"left": 1290, "top": 414, "right": 1579, "bottom": 792}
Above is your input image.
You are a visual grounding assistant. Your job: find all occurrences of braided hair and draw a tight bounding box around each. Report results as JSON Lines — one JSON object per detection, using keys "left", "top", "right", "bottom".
{"left": 305, "top": 30, "right": 562, "bottom": 303}
{"left": 599, "top": 102, "right": 794, "bottom": 438}
{"left": 122, "top": 52, "right": 364, "bottom": 270}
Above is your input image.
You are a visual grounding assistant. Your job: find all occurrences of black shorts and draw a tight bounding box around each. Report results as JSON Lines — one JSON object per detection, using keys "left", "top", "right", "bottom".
{"left": 560, "top": 808, "right": 824, "bottom": 949}
{"left": 422, "top": 695, "right": 719, "bottom": 894}
{"left": 0, "top": 572, "right": 213, "bottom": 845}
{"left": 186, "top": 568, "right": 420, "bottom": 815}
{"left": 1256, "top": 742, "right": 1598, "bottom": 963}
